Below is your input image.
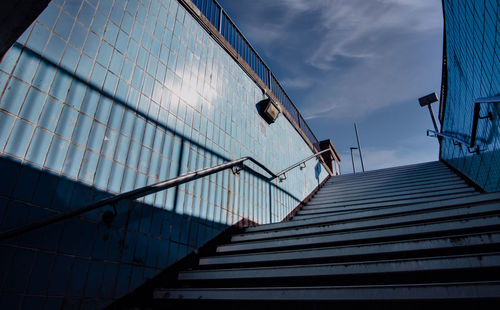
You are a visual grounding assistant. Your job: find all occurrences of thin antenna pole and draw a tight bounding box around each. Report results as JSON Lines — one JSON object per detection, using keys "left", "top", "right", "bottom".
{"left": 350, "top": 147, "right": 357, "bottom": 174}
{"left": 354, "top": 123, "right": 365, "bottom": 172}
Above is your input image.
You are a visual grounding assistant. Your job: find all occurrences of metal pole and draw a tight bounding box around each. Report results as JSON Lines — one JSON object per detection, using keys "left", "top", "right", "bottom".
{"left": 427, "top": 104, "right": 439, "bottom": 132}
{"left": 354, "top": 123, "right": 365, "bottom": 172}
{"left": 350, "top": 147, "right": 357, "bottom": 174}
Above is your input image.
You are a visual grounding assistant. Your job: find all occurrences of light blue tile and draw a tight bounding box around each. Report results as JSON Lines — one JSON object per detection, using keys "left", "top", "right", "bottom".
{"left": 0, "top": 78, "right": 29, "bottom": 115}
{"left": 95, "top": 96, "right": 113, "bottom": 123}
{"left": 38, "top": 97, "right": 63, "bottom": 132}
{"left": 45, "top": 135, "right": 70, "bottom": 172}
{"left": 19, "top": 87, "right": 46, "bottom": 123}
{"left": 108, "top": 162, "right": 125, "bottom": 192}
{"left": 78, "top": 1, "right": 96, "bottom": 27}
{"left": 76, "top": 54, "right": 94, "bottom": 80}
{"left": 72, "top": 112, "right": 92, "bottom": 146}
{"left": 79, "top": 149, "right": 99, "bottom": 183}
{"left": 94, "top": 156, "right": 112, "bottom": 189}
{"left": 0, "top": 111, "right": 15, "bottom": 150}
{"left": 132, "top": 117, "right": 146, "bottom": 142}
{"left": 54, "top": 12, "right": 74, "bottom": 40}
{"left": 13, "top": 50, "right": 39, "bottom": 84}
{"left": 121, "top": 166, "right": 136, "bottom": 192}
{"left": 62, "top": 143, "right": 85, "bottom": 178}
{"left": 108, "top": 104, "right": 124, "bottom": 131}
{"left": 101, "top": 127, "right": 118, "bottom": 158}
{"left": 69, "top": 21, "right": 88, "bottom": 50}
{"left": 138, "top": 147, "right": 152, "bottom": 174}
{"left": 104, "top": 20, "right": 119, "bottom": 46}
{"left": 49, "top": 70, "right": 72, "bottom": 102}
{"left": 4, "top": 119, "right": 34, "bottom": 158}
{"left": 126, "top": 140, "right": 141, "bottom": 169}
{"left": 66, "top": 82, "right": 86, "bottom": 110}
{"left": 120, "top": 110, "right": 135, "bottom": 137}
{"left": 37, "top": 2, "right": 61, "bottom": 31}
{"left": 87, "top": 121, "right": 106, "bottom": 152}
{"left": 114, "top": 134, "right": 130, "bottom": 164}
{"left": 97, "top": 42, "right": 113, "bottom": 68}
{"left": 60, "top": 45, "right": 80, "bottom": 73}
{"left": 109, "top": 50, "right": 124, "bottom": 75}
{"left": 55, "top": 105, "right": 78, "bottom": 139}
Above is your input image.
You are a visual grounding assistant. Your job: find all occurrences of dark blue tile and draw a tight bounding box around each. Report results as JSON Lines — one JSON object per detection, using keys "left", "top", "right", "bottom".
{"left": 76, "top": 221, "right": 97, "bottom": 257}
{"left": 138, "top": 205, "right": 152, "bottom": 234}
{"left": 146, "top": 238, "right": 159, "bottom": 268}
{"left": 121, "top": 231, "right": 137, "bottom": 264}
{"left": 21, "top": 295, "right": 45, "bottom": 310}
{"left": 51, "top": 177, "right": 75, "bottom": 211}
{"left": 133, "top": 233, "right": 148, "bottom": 265}
{"left": 43, "top": 297, "right": 63, "bottom": 310}
{"left": 38, "top": 221, "right": 64, "bottom": 252}
{"left": 4, "top": 248, "right": 35, "bottom": 293}
{"left": 32, "top": 171, "right": 58, "bottom": 208}
{"left": 47, "top": 255, "right": 72, "bottom": 296}
{"left": 1, "top": 201, "right": 29, "bottom": 231}
{"left": 27, "top": 252, "right": 55, "bottom": 295}
{"left": 113, "top": 264, "right": 130, "bottom": 298}
{"left": 58, "top": 219, "right": 81, "bottom": 255}
{"left": 12, "top": 165, "right": 40, "bottom": 202}
{"left": 84, "top": 261, "right": 104, "bottom": 297}
{"left": 129, "top": 266, "right": 144, "bottom": 291}
{"left": 67, "top": 258, "right": 89, "bottom": 297}
{"left": 101, "top": 263, "right": 118, "bottom": 298}
{"left": 0, "top": 293, "right": 21, "bottom": 310}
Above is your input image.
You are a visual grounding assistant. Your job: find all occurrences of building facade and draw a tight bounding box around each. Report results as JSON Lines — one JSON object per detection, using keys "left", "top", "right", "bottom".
{"left": 439, "top": 0, "right": 500, "bottom": 192}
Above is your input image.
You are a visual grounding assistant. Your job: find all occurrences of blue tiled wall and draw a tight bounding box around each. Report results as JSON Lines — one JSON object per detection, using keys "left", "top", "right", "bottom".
{"left": 0, "top": 0, "right": 329, "bottom": 308}
{"left": 441, "top": 0, "right": 500, "bottom": 192}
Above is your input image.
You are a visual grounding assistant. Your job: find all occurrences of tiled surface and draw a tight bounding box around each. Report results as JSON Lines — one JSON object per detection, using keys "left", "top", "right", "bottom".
{"left": 441, "top": 0, "right": 500, "bottom": 192}
{"left": 0, "top": 0, "right": 329, "bottom": 308}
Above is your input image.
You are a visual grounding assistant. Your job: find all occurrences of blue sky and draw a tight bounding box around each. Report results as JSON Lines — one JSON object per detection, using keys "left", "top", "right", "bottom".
{"left": 217, "top": 0, "right": 444, "bottom": 173}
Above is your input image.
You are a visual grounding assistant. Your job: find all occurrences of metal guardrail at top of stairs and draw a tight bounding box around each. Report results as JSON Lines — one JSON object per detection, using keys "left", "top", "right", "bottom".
{"left": 428, "top": 95, "right": 500, "bottom": 153}
{"left": 0, "top": 149, "right": 332, "bottom": 242}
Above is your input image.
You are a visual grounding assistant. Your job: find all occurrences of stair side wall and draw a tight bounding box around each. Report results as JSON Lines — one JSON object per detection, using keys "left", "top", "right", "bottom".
{"left": 0, "top": 0, "right": 329, "bottom": 308}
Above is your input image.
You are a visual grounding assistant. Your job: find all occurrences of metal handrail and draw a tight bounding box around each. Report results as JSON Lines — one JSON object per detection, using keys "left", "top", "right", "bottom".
{"left": 427, "top": 129, "right": 475, "bottom": 152}
{"left": 275, "top": 149, "right": 331, "bottom": 181}
{"left": 0, "top": 150, "right": 331, "bottom": 241}
{"left": 428, "top": 96, "right": 499, "bottom": 153}
{"left": 470, "top": 96, "right": 500, "bottom": 148}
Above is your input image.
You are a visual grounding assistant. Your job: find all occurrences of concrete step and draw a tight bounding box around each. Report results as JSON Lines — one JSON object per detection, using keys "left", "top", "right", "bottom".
{"left": 200, "top": 232, "right": 500, "bottom": 267}
{"left": 320, "top": 173, "right": 464, "bottom": 193}
{"left": 313, "top": 179, "right": 467, "bottom": 200}
{"left": 246, "top": 193, "right": 500, "bottom": 233}
{"left": 306, "top": 184, "right": 472, "bottom": 207}
{"left": 217, "top": 215, "right": 500, "bottom": 254}
{"left": 295, "top": 193, "right": 479, "bottom": 221}
{"left": 154, "top": 281, "right": 500, "bottom": 301}
{"left": 178, "top": 252, "right": 500, "bottom": 282}
{"left": 231, "top": 201, "right": 500, "bottom": 242}
{"left": 324, "top": 169, "right": 456, "bottom": 188}
{"left": 325, "top": 161, "right": 445, "bottom": 181}
{"left": 299, "top": 189, "right": 478, "bottom": 215}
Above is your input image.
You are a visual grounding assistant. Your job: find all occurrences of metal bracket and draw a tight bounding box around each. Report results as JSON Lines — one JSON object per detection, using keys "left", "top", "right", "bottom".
{"left": 479, "top": 112, "right": 494, "bottom": 121}
{"left": 279, "top": 174, "right": 286, "bottom": 182}
{"left": 231, "top": 166, "right": 241, "bottom": 175}
{"left": 102, "top": 203, "right": 117, "bottom": 227}
{"left": 299, "top": 162, "right": 306, "bottom": 170}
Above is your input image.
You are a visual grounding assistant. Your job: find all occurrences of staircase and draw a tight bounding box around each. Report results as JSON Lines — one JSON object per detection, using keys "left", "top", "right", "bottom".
{"left": 135, "top": 161, "right": 500, "bottom": 307}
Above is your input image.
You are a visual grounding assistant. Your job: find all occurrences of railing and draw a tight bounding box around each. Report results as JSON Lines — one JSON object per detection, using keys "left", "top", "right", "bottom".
{"left": 188, "top": 0, "right": 320, "bottom": 150}
{"left": 428, "top": 96, "right": 499, "bottom": 153}
{"left": 0, "top": 149, "right": 331, "bottom": 241}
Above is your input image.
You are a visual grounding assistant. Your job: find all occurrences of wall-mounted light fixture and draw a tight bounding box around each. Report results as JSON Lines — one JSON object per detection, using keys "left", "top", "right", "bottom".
{"left": 258, "top": 98, "right": 280, "bottom": 124}
{"left": 418, "top": 92, "right": 439, "bottom": 132}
